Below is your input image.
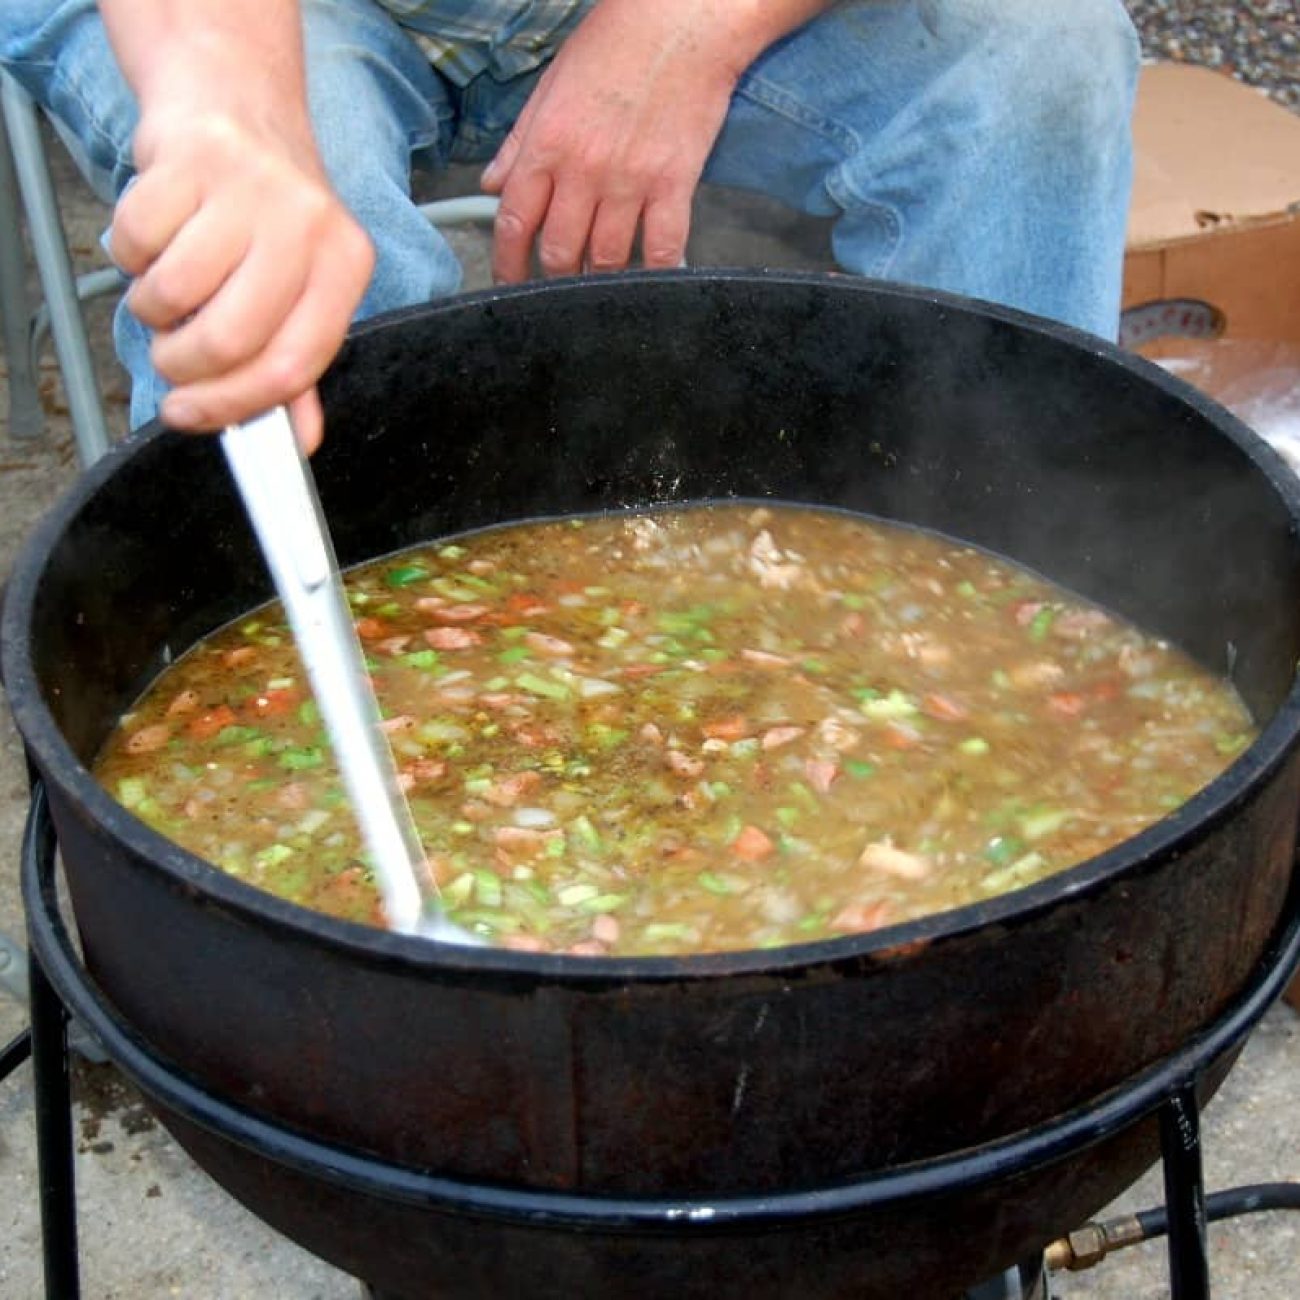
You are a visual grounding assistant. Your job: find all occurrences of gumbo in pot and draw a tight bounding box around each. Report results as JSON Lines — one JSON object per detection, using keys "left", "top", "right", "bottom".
{"left": 94, "top": 503, "right": 1255, "bottom": 956}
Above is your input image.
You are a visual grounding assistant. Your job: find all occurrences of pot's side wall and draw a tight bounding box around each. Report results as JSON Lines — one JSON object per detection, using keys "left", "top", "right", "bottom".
{"left": 46, "top": 747, "right": 1299, "bottom": 1196}
{"left": 13, "top": 276, "right": 1300, "bottom": 1203}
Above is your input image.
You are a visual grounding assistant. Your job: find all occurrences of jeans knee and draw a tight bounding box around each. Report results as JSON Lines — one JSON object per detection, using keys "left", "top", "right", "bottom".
{"left": 981, "top": 0, "right": 1140, "bottom": 148}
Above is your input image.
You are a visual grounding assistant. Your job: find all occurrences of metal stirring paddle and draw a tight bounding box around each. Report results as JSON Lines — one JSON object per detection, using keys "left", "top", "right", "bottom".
{"left": 221, "top": 408, "right": 480, "bottom": 946}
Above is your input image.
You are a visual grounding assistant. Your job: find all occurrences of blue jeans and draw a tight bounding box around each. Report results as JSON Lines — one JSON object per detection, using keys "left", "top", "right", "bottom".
{"left": 2, "top": 0, "right": 1140, "bottom": 429}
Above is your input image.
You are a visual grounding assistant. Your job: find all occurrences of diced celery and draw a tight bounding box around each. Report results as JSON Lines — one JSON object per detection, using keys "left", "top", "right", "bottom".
{"left": 444, "top": 872, "right": 476, "bottom": 906}
{"left": 216, "top": 725, "right": 261, "bottom": 746}
{"left": 642, "top": 923, "right": 696, "bottom": 943}
{"left": 578, "top": 893, "right": 627, "bottom": 914}
{"left": 1018, "top": 807, "right": 1071, "bottom": 841}
{"left": 982, "top": 835, "right": 1025, "bottom": 865}
{"left": 558, "top": 883, "right": 600, "bottom": 907}
{"left": 402, "top": 649, "right": 440, "bottom": 670}
{"left": 1214, "top": 732, "right": 1251, "bottom": 757}
{"left": 297, "top": 809, "right": 331, "bottom": 836}
{"left": 860, "top": 689, "right": 918, "bottom": 720}
{"left": 517, "top": 671, "right": 570, "bottom": 700}
{"left": 254, "top": 843, "right": 295, "bottom": 868}
{"left": 570, "top": 815, "right": 602, "bottom": 852}
{"left": 116, "top": 776, "right": 148, "bottom": 809}
{"left": 980, "top": 851, "right": 1046, "bottom": 894}
{"left": 697, "top": 872, "right": 734, "bottom": 896}
{"left": 473, "top": 869, "right": 503, "bottom": 907}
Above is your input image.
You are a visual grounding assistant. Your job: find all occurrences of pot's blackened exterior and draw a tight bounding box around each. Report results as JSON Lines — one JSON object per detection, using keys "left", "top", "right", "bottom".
{"left": 6, "top": 273, "right": 1300, "bottom": 1295}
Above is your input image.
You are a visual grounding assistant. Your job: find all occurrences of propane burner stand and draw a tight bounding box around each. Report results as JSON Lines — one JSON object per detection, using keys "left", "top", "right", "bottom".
{"left": 10, "top": 780, "right": 1300, "bottom": 1300}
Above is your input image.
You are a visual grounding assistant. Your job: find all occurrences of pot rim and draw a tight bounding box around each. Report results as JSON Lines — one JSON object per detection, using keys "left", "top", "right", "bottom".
{"left": 6, "top": 269, "right": 1300, "bottom": 983}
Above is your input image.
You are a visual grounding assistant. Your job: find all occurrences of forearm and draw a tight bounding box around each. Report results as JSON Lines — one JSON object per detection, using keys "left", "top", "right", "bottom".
{"left": 712, "top": 0, "right": 836, "bottom": 69}
{"left": 590, "top": 0, "right": 832, "bottom": 80}
{"left": 97, "top": 1, "right": 317, "bottom": 167}
{"left": 95, "top": 0, "right": 372, "bottom": 445}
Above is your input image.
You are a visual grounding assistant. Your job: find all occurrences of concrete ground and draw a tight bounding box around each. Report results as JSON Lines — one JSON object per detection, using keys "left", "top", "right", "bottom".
{"left": 3, "top": 23, "right": 1300, "bottom": 1300}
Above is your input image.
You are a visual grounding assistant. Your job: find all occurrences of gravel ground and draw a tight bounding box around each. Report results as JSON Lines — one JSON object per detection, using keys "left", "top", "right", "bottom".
{"left": 1127, "top": 0, "right": 1299, "bottom": 110}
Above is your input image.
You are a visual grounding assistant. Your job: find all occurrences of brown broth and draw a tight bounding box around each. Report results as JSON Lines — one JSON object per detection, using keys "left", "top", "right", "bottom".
{"left": 95, "top": 504, "right": 1256, "bottom": 956}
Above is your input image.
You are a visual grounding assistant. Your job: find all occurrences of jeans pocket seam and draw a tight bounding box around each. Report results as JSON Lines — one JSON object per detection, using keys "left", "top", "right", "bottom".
{"left": 735, "top": 72, "right": 858, "bottom": 156}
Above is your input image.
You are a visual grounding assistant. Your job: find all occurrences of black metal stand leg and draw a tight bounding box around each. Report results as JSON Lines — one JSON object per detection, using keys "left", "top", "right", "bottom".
{"left": 0, "top": 1028, "right": 32, "bottom": 1081}
{"left": 1160, "top": 1083, "right": 1210, "bottom": 1300}
{"left": 29, "top": 947, "right": 80, "bottom": 1300}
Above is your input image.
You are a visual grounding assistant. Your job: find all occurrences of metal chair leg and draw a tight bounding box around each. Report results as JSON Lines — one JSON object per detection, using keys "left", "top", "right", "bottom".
{"left": 0, "top": 70, "right": 110, "bottom": 467}
{"left": 0, "top": 96, "right": 44, "bottom": 440}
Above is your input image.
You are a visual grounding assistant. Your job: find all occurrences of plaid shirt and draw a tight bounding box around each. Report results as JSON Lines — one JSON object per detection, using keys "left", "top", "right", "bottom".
{"left": 378, "top": 0, "right": 592, "bottom": 85}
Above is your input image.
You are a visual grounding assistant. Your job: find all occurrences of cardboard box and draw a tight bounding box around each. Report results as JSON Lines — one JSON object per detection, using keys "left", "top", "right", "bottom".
{"left": 1120, "top": 68, "right": 1300, "bottom": 1012}
{"left": 1121, "top": 62, "right": 1300, "bottom": 352}
{"left": 1119, "top": 64, "right": 1300, "bottom": 492}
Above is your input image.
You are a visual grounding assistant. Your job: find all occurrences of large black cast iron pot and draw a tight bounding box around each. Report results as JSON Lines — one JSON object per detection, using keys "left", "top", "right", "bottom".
{"left": 6, "top": 272, "right": 1300, "bottom": 1299}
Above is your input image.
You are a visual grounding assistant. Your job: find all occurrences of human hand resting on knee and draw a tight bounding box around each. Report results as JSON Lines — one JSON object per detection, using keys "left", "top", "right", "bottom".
{"left": 100, "top": 1, "right": 373, "bottom": 452}
{"left": 481, "top": 0, "right": 827, "bottom": 284}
